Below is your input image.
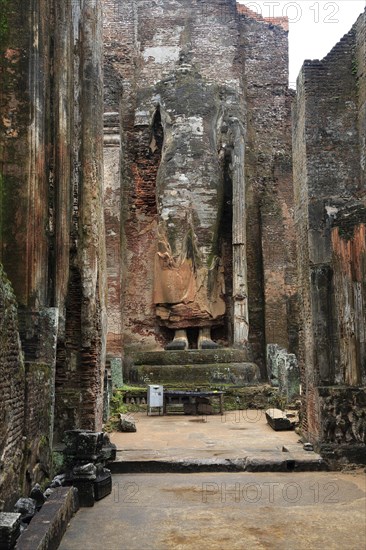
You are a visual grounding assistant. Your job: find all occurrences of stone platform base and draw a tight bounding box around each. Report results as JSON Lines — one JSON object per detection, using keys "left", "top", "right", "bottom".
{"left": 318, "top": 443, "right": 366, "bottom": 467}
{"left": 130, "top": 362, "right": 260, "bottom": 385}
{"left": 127, "top": 349, "right": 249, "bottom": 366}
{"left": 125, "top": 349, "right": 260, "bottom": 386}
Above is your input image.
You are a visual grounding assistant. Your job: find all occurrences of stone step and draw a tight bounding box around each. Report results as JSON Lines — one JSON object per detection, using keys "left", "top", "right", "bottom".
{"left": 130, "top": 362, "right": 260, "bottom": 385}
{"left": 127, "top": 349, "right": 249, "bottom": 366}
{"left": 110, "top": 453, "right": 326, "bottom": 474}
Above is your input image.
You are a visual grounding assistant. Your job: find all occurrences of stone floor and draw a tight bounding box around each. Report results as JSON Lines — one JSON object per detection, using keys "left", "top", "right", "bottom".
{"left": 59, "top": 471, "right": 366, "bottom": 549}
{"left": 58, "top": 411, "right": 365, "bottom": 549}
{"left": 110, "top": 410, "right": 323, "bottom": 471}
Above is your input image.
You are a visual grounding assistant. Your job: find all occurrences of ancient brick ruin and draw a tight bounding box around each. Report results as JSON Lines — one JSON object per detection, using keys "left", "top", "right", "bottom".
{"left": 293, "top": 12, "right": 366, "bottom": 463}
{"left": 0, "top": 0, "right": 106, "bottom": 509}
{"left": 1, "top": 0, "right": 365, "bottom": 508}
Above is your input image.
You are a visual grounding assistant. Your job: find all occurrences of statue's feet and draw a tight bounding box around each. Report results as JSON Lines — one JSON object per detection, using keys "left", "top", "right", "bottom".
{"left": 165, "top": 329, "right": 189, "bottom": 351}
{"left": 199, "top": 339, "right": 219, "bottom": 350}
{"left": 198, "top": 328, "right": 219, "bottom": 350}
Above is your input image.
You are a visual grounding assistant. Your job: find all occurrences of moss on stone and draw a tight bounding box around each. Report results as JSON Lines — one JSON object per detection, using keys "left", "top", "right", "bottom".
{"left": 52, "top": 450, "right": 65, "bottom": 476}
{"left": 0, "top": 263, "right": 24, "bottom": 378}
{"left": 0, "top": 172, "right": 23, "bottom": 248}
{"left": 0, "top": 0, "right": 10, "bottom": 47}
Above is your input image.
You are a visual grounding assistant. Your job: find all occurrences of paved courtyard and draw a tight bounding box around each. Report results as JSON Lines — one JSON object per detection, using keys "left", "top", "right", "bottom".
{"left": 59, "top": 471, "right": 366, "bottom": 550}
{"left": 110, "top": 410, "right": 323, "bottom": 470}
{"left": 58, "top": 412, "right": 366, "bottom": 548}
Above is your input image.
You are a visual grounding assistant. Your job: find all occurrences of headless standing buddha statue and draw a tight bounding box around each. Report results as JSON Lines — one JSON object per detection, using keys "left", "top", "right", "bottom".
{"left": 153, "top": 66, "right": 226, "bottom": 350}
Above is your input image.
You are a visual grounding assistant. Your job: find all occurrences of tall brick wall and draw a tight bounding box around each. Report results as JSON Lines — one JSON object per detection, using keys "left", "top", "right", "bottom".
{"left": 0, "top": 265, "right": 25, "bottom": 509}
{"left": 0, "top": 0, "right": 107, "bottom": 505}
{"left": 331, "top": 209, "right": 366, "bottom": 385}
{"left": 53, "top": 0, "right": 107, "bottom": 439}
{"left": 0, "top": 0, "right": 50, "bottom": 307}
{"left": 292, "top": 69, "right": 313, "bottom": 435}
{"left": 293, "top": 9, "right": 366, "bottom": 455}
{"left": 240, "top": 14, "right": 297, "bottom": 370}
{"left": 0, "top": 268, "right": 60, "bottom": 507}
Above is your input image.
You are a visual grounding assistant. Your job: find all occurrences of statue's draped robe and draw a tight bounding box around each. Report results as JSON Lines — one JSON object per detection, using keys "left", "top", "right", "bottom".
{"left": 153, "top": 70, "right": 226, "bottom": 329}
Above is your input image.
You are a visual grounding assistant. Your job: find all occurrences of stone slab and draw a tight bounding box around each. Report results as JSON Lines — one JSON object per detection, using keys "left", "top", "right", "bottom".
{"left": 127, "top": 349, "right": 249, "bottom": 366}
{"left": 119, "top": 414, "right": 137, "bottom": 432}
{"left": 265, "top": 408, "right": 293, "bottom": 431}
{"left": 131, "top": 363, "right": 260, "bottom": 385}
{"left": 266, "top": 344, "right": 300, "bottom": 400}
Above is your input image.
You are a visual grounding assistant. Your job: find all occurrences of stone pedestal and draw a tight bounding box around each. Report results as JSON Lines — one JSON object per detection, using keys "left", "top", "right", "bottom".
{"left": 62, "top": 430, "right": 116, "bottom": 507}
{"left": 72, "top": 464, "right": 97, "bottom": 508}
{"left": 126, "top": 349, "right": 260, "bottom": 386}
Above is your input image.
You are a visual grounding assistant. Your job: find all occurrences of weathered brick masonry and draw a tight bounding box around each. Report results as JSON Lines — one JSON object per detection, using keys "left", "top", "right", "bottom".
{"left": 239, "top": 11, "right": 297, "bottom": 369}
{"left": 293, "top": 10, "right": 366, "bottom": 459}
{"left": 0, "top": 0, "right": 107, "bottom": 505}
{"left": 0, "top": 266, "right": 24, "bottom": 510}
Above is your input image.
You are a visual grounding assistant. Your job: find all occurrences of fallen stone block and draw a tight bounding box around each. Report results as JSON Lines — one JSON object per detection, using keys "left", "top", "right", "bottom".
{"left": 49, "top": 474, "right": 66, "bottom": 489}
{"left": 265, "top": 408, "right": 293, "bottom": 431}
{"left": 119, "top": 414, "right": 137, "bottom": 432}
{"left": 94, "top": 470, "right": 112, "bottom": 501}
{"left": 44, "top": 489, "right": 54, "bottom": 499}
{"left": 30, "top": 485, "right": 46, "bottom": 510}
{"left": 63, "top": 430, "right": 104, "bottom": 461}
{"left": 72, "top": 463, "right": 97, "bottom": 480}
{"left": 13, "top": 499, "right": 36, "bottom": 525}
{"left": 72, "top": 481, "right": 95, "bottom": 508}
{"left": 100, "top": 433, "right": 117, "bottom": 462}
{"left": 0, "top": 513, "right": 21, "bottom": 550}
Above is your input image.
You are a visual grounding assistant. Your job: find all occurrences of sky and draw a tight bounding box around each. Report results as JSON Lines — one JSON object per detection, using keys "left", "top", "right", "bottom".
{"left": 238, "top": 0, "right": 366, "bottom": 87}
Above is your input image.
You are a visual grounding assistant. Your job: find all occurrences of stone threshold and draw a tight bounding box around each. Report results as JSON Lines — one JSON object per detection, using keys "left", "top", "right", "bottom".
{"left": 110, "top": 452, "right": 326, "bottom": 474}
